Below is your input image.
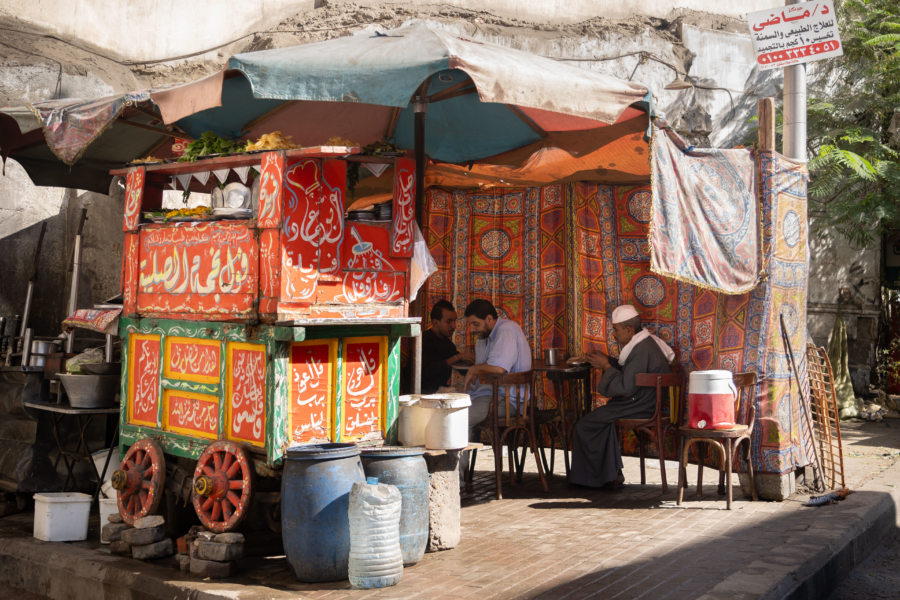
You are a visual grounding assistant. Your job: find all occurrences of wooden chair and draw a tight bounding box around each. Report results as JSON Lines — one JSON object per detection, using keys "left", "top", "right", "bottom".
{"left": 534, "top": 366, "right": 592, "bottom": 477}
{"left": 467, "top": 371, "right": 548, "bottom": 499}
{"left": 677, "top": 371, "right": 759, "bottom": 509}
{"left": 615, "top": 371, "right": 683, "bottom": 494}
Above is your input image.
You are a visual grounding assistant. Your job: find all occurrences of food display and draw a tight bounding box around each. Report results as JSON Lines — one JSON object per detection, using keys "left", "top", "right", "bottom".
{"left": 245, "top": 131, "right": 300, "bottom": 151}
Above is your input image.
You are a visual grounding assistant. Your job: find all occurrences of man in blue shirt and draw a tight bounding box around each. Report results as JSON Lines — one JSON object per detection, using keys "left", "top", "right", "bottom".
{"left": 462, "top": 299, "right": 532, "bottom": 434}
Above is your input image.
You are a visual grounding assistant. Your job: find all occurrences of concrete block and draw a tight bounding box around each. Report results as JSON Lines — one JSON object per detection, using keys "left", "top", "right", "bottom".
{"left": 755, "top": 471, "right": 796, "bottom": 501}
{"left": 190, "top": 557, "right": 234, "bottom": 578}
{"left": 122, "top": 524, "right": 165, "bottom": 546}
{"left": 176, "top": 553, "right": 192, "bottom": 572}
{"left": 101, "top": 522, "right": 130, "bottom": 543}
{"left": 107, "top": 512, "right": 123, "bottom": 524}
{"left": 196, "top": 540, "right": 243, "bottom": 562}
{"left": 196, "top": 530, "right": 216, "bottom": 541}
{"left": 133, "top": 515, "right": 165, "bottom": 529}
{"left": 189, "top": 539, "right": 200, "bottom": 559}
{"left": 213, "top": 532, "right": 245, "bottom": 544}
{"left": 132, "top": 538, "right": 174, "bottom": 561}
{"left": 109, "top": 540, "right": 131, "bottom": 556}
{"left": 426, "top": 461, "right": 461, "bottom": 552}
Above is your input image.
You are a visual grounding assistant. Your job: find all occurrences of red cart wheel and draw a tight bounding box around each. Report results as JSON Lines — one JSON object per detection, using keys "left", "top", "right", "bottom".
{"left": 111, "top": 438, "right": 166, "bottom": 526}
{"left": 192, "top": 441, "right": 253, "bottom": 533}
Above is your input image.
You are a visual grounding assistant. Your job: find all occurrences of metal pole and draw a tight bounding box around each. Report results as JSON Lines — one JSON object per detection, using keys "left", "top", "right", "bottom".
{"left": 66, "top": 209, "right": 88, "bottom": 354}
{"left": 414, "top": 97, "right": 427, "bottom": 227}
{"left": 783, "top": 0, "right": 808, "bottom": 161}
{"left": 413, "top": 332, "right": 422, "bottom": 394}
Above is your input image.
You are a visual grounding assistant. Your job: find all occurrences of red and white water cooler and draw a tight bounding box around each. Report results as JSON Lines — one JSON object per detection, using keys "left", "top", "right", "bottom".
{"left": 688, "top": 370, "right": 737, "bottom": 429}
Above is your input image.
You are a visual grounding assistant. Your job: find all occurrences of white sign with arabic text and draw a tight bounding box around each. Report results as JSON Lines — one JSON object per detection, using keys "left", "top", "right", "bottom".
{"left": 748, "top": 1, "right": 843, "bottom": 70}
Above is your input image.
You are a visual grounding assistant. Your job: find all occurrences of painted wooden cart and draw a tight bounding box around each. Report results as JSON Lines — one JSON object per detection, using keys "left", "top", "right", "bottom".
{"left": 108, "top": 150, "right": 420, "bottom": 532}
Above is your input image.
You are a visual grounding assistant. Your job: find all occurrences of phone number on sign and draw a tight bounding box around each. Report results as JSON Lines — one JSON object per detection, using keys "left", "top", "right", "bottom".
{"left": 758, "top": 40, "right": 841, "bottom": 66}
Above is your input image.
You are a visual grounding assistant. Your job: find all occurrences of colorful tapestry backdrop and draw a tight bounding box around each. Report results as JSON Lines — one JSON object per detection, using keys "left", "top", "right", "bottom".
{"left": 422, "top": 152, "right": 810, "bottom": 475}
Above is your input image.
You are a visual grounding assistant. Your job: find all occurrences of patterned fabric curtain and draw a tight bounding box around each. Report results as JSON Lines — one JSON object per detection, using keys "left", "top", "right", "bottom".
{"left": 421, "top": 151, "right": 809, "bottom": 474}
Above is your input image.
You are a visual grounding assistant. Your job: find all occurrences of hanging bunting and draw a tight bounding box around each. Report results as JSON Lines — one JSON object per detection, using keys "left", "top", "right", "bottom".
{"left": 193, "top": 171, "right": 211, "bottom": 186}
{"left": 176, "top": 173, "right": 192, "bottom": 191}
{"left": 363, "top": 162, "right": 390, "bottom": 178}
{"left": 213, "top": 169, "right": 230, "bottom": 184}
{"left": 233, "top": 166, "right": 251, "bottom": 183}
{"left": 169, "top": 176, "right": 177, "bottom": 190}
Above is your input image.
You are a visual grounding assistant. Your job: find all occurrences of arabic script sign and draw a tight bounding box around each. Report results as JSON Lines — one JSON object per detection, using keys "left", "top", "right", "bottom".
{"left": 748, "top": 1, "right": 842, "bottom": 70}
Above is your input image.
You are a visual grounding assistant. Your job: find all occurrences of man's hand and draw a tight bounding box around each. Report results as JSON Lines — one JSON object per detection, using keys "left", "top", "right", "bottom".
{"left": 463, "top": 363, "right": 506, "bottom": 390}
{"left": 449, "top": 350, "right": 475, "bottom": 365}
{"left": 586, "top": 350, "right": 610, "bottom": 370}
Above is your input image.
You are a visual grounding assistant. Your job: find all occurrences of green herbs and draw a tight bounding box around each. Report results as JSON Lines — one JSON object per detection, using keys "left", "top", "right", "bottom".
{"left": 178, "top": 131, "right": 244, "bottom": 162}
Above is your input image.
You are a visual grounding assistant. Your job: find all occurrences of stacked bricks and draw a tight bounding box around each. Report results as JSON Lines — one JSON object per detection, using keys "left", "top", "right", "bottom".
{"left": 105, "top": 515, "right": 174, "bottom": 560}
{"left": 176, "top": 526, "right": 244, "bottom": 578}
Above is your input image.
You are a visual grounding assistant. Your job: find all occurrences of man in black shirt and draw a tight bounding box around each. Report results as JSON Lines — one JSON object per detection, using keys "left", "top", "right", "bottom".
{"left": 421, "top": 300, "right": 474, "bottom": 394}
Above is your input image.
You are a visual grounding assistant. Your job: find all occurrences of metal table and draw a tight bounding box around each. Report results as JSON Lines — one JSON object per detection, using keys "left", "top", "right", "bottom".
{"left": 24, "top": 400, "right": 118, "bottom": 493}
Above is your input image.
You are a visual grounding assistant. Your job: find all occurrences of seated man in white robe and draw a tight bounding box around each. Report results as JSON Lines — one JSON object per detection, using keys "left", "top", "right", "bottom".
{"left": 568, "top": 304, "right": 675, "bottom": 489}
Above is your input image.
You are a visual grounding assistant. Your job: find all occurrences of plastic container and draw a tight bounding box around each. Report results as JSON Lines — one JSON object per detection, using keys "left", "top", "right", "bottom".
{"left": 348, "top": 480, "right": 403, "bottom": 589}
{"left": 419, "top": 393, "right": 471, "bottom": 450}
{"left": 688, "top": 370, "right": 737, "bottom": 429}
{"left": 33, "top": 492, "right": 91, "bottom": 541}
{"left": 98, "top": 498, "right": 118, "bottom": 542}
{"left": 281, "top": 443, "right": 366, "bottom": 582}
{"left": 92, "top": 447, "right": 118, "bottom": 483}
{"left": 398, "top": 395, "right": 428, "bottom": 447}
{"left": 361, "top": 447, "right": 429, "bottom": 566}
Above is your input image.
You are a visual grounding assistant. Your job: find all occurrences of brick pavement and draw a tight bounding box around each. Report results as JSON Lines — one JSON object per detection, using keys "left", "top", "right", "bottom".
{"left": 0, "top": 420, "right": 898, "bottom": 599}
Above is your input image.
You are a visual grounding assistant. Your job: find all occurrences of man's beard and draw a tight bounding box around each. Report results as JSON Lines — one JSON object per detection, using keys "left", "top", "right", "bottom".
{"left": 478, "top": 330, "right": 490, "bottom": 339}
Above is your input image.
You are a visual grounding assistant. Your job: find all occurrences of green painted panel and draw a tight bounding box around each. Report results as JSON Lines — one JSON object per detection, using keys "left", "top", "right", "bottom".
{"left": 161, "top": 378, "right": 219, "bottom": 395}
{"left": 269, "top": 341, "right": 289, "bottom": 464}
{"left": 385, "top": 335, "right": 401, "bottom": 444}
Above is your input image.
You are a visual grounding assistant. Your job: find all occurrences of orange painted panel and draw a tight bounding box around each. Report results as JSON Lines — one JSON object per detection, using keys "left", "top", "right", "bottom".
{"left": 163, "top": 389, "right": 219, "bottom": 439}
{"left": 281, "top": 158, "right": 322, "bottom": 302}
{"left": 136, "top": 221, "right": 258, "bottom": 317}
{"left": 341, "top": 337, "right": 385, "bottom": 439}
{"left": 391, "top": 157, "right": 415, "bottom": 257}
{"left": 136, "top": 293, "right": 254, "bottom": 317}
{"left": 318, "top": 272, "right": 406, "bottom": 304}
{"left": 259, "top": 228, "right": 281, "bottom": 300}
{"left": 257, "top": 152, "right": 284, "bottom": 228}
{"left": 319, "top": 160, "right": 346, "bottom": 277}
{"left": 289, "top": 340, "right": 336, "bottom": 443}
{"left": 164, "top": 337, "right": 221, "bottom": 383}
{"left": 226, "top": 342, "right": 266, "bottom": 446}
{"left": 122, "top": 232, "right": 139, "bottom": 316}
{"left": 123, "top": 168, "right": 144, "bottom": 232}
{"left": 128, "top": 333, "right": 160, "bottom": 427}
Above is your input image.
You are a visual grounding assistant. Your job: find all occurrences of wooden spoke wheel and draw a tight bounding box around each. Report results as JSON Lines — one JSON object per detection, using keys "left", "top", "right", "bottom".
{"left": 192, "top": 441, "right": 253, "bottom": 533}
{"left": 112, "top": 438, "right": 166, "bottom": 526}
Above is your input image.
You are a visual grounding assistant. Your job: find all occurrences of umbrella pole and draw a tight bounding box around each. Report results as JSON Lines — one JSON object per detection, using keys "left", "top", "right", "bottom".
{"left": 414, "top": 98, "right": 426, "bottom": 227}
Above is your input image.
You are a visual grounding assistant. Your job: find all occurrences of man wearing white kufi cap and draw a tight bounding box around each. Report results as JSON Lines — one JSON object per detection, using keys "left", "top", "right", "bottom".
{"left": 569, "top": 304, "right": 675, "bottom": 489}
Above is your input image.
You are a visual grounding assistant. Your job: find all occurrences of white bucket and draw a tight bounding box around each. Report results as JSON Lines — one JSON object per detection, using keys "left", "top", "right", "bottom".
{"left": 98, "top": 498, "right": 118, "bottom": 543}
{"left": 33, "top": 492, "right": 91, "bottom": 542}
{"left": 398, "top": 395, "right": 428, "bottom": 447}
{"left": 419, "top": 393, "right": 471, "bottom": 450}
{"left": 92, "top": 447, "right": 118, "bottom": 483}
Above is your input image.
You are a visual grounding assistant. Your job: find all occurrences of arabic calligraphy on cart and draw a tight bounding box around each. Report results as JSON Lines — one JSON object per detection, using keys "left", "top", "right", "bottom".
{"left": 748, "top": 0, "right": 843, "bottom": 70}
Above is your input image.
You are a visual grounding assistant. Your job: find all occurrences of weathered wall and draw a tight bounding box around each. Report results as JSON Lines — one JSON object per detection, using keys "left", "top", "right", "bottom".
{"left": 2, "top": 0, "right": 777, "bottom": 62}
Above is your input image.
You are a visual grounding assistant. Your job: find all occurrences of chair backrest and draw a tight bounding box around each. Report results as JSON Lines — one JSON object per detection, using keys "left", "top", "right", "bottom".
{"left": 483, "top": 370, "right": 534, "bottom": 427}
{"left": 634, "top": 371, "right": 683, "bottom": 423}
{"left": 732, "top": 371, "right": 758, "bottom": 430}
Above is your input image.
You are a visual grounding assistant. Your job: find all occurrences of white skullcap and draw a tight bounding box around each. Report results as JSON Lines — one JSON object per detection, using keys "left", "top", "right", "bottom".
{"left": 611, "top": 304, "right": 640, "bottom": 324}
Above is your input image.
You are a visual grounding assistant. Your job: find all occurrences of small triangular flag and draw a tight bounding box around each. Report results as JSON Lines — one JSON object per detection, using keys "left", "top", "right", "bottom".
{"left": 193, "top": 171, "right": 211, "bottom": 186}
{"left": 233, "top": 166, "right": 250, "bottom": 183}
{"left": 213, "top": 169, "right": 230, "bottom": 184}
{"left": 169, "top": 176, "right": 177, "bottom": 190}
{"left": 176, "top": 173, "right": 192, "bottom": 191}
{"left": 363, "top": 162, "right": 390, "bottom": 178}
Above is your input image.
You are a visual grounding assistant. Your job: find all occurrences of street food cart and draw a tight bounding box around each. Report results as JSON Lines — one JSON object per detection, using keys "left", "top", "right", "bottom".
{"left": 108, "top": 150, "right": 419, "bottom": 532}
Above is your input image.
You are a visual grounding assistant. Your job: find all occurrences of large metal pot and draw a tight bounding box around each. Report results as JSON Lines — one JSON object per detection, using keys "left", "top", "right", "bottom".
{"left": 57, "top": 374, "right": 119, "bottom": 408}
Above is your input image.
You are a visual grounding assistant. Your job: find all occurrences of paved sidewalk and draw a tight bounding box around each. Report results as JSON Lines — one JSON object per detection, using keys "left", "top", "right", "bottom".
{"left": 0, "top": 420, "right": 898, "bottom": 600}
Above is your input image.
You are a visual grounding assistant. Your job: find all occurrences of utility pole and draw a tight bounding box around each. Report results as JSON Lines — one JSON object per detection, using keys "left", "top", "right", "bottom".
{"left": 783, "top": 0, "right": 808, "bottom": 161}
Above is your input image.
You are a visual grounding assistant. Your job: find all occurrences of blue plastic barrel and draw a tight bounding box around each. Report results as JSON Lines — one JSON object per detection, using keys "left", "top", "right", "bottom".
{"left": 360, "top": 447, "right": 429, "bottom": 565}
{"left": 282, "top": 443, "right": 365, "bottom": 582}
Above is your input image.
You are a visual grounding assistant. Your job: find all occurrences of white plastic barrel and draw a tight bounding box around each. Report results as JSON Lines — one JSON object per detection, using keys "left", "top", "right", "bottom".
{"left": 398, "top": 395, "right": 428, "bottom": 447}
{"left": 419, "top": 393, "right": 471, "bottom": 450}
{"left": 348, "top": 479, "right": 403, "bottom": 589}
{"left": 688, "top": 370, "right": 738, "bottom": 429}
